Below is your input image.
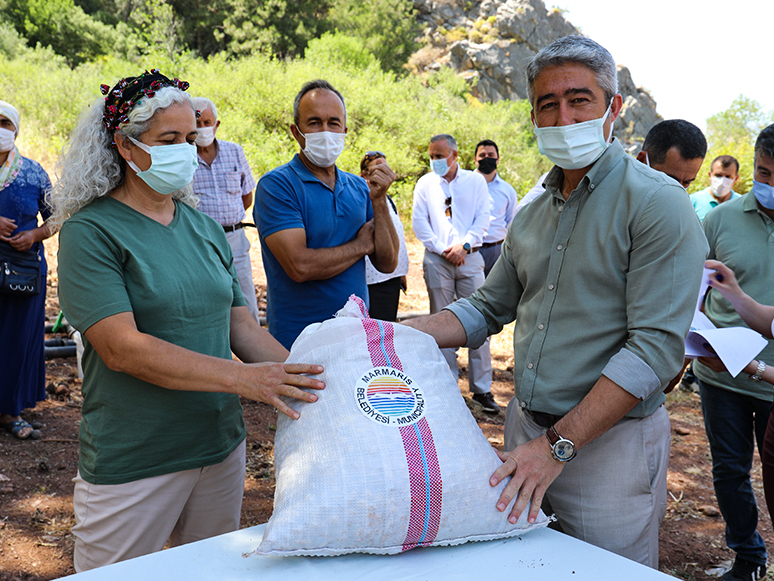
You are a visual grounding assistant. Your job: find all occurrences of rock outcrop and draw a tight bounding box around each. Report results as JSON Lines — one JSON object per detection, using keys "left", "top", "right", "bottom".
{"left": 409, "top": 0, "right": 661, "bottom": 150}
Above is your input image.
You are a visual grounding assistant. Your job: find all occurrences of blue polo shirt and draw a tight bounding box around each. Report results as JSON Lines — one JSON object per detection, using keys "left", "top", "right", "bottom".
{"left": 690, "top": 186, "right": 741, "bottom": 222}
{"left": 255, "top": 154, "right": 373, "bottom": 349}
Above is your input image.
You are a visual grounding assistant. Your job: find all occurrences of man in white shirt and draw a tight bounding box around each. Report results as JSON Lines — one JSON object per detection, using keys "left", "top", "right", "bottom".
{"left": 412, "top": 134, "right": 497, "bottom": 413}
{"left": 474, "top": 139, "right": 518, "bottom": 276}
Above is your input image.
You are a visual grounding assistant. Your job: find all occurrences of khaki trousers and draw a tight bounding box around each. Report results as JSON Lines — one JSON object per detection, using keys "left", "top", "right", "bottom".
{"left": 73, "top": 440, "right": 246, "bottom": 572}
{"left": 505, "top": 399, "right": 670, "bottom": 569}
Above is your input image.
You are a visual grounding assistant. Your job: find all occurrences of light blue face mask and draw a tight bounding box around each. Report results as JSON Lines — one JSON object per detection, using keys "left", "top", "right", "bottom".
{"left": 752, "top": 179, "right": 774, "bottom": 210}
{"left": 126, "top": 136, "right": 198, "bottom": 195}
{"left": 430, "top": 154, "right": 452, "bottom": 176}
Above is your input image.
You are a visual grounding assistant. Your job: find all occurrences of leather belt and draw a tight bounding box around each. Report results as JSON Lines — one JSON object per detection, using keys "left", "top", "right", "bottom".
{"left": 525, "top": 409, "right": 564, "bottom": 428}
{"left": 481, "top": 240, "right": 504, "bottom": 249}
{"left": 223, "top": 222, "right": 256, "bottom": 232}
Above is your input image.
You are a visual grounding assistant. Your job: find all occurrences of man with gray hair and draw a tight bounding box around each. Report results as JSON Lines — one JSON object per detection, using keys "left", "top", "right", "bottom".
{"left": 191, "top": 96, "right": 260, "bottom": 321}
{"left": 255, "top": 80, "right": 398, "bottom": 349}
{"left": 412, "top": 134, "right": 496, "bottom": 413}
{"left": 404, "top": 36, "right": 707, "bottom": 567}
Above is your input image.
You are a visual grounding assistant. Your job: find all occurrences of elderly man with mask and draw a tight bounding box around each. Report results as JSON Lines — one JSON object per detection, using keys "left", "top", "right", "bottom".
{"left": 403, "top": 36, "right": 707, "bottom": 568}
{"left": 191, "top": 97, "right": 260, "bottom": 321}
{"left": 255, "top": 80, "right": 398, "bottom": 349}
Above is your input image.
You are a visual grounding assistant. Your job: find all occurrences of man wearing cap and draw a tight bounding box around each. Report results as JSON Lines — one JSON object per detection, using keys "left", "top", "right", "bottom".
{"left": 192, "top": 97, "right": 260, "bottom": 321}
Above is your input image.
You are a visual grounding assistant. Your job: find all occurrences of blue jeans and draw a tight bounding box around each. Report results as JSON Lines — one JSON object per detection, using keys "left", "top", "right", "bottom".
{"left": 699, "top": 379, "right": 770, "bottom": 565}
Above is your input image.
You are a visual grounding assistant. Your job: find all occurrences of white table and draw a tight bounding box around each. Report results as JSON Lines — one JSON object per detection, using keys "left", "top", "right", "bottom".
{"left": 59, "top": 524, "right": 675, "bottom": 580}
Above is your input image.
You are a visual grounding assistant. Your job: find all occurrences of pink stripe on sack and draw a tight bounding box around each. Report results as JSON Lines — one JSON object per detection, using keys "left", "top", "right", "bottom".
{"left": 360, "top": 318, "right": 442, "bottom": 551}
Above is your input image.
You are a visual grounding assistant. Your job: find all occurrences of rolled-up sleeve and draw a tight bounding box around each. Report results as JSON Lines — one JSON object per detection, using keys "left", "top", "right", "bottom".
{"left": 606, "top": 185, "right": 708, "bottom": 399}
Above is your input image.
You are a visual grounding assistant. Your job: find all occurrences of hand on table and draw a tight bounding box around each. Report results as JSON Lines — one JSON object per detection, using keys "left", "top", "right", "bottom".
{"left": 490, "top": 435, "right": 564, "bottom": 524}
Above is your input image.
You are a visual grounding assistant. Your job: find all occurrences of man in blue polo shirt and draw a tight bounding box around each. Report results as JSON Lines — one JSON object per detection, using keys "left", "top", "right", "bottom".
{"left": 255, "top": 80, "right": 398, "bottom": 349}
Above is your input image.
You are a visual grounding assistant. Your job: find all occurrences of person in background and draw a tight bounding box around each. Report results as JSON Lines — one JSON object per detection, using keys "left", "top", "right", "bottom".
{"left": 360, "top": 151, "right": 409, "bottom": 321}
{"left": 690, "top": 155, "right": 741, "bottom": 222}
{"left": 635, "top": 119, "right": 707, "bottom": 394}
{"left": 704, "top": 259, "right": 774, "bottom": 555}
{"left": 191, "top": 97, "right": 260, "bottom": 321}
{"left": 474, "top": 139, "right": 517, "bottom": 276}
{"left": 404, "top": 36, "right": 707, "bottom": 568}
{"left": 0, "top": 100, "right": 53, "bottom": 441}
{"left": 255, "top": 79, "right": 398, "bottom": 349}
{"left": 412, "top": 133, "right": 498, "bottom": 414}
{"left": 50, "top": 70, "right": 324, "bottom": 572}
{"left": 636, "top": 119, "right": 707, "bottom": 190}
{"left": 692, "top": 125, "right": 774, "bottom": 581}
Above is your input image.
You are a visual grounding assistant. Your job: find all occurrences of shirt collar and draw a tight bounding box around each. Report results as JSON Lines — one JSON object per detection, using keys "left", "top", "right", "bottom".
{"left": 743, "top": 190, "right": 763, "bottom": 213}
{"left": 543, "top": 138, "right": 625, "bottom": 202}
{"left": 289, "top": 153, "right": 346, "bottom": 189}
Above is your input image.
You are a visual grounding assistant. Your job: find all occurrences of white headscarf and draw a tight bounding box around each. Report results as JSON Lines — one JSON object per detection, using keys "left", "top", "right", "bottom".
{"left": 0, "top": 100, "right": 20, "bottom": 135}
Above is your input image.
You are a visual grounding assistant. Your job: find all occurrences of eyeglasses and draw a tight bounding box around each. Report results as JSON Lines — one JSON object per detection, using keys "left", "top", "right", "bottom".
{"left": 445, "top": 196, "right": 452, "bottom": 218}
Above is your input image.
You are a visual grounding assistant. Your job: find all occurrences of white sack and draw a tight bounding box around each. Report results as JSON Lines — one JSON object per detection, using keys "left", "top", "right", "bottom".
{"left": 256, "top": 296, "right": 550, "bottom": 557}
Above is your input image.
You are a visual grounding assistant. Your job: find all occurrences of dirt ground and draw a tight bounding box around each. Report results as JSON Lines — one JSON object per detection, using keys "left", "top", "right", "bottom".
{"left": 1, "top": 233, "right": 772, "bottom": 580}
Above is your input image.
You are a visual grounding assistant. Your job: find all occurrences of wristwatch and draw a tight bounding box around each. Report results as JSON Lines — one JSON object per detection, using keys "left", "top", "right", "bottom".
{"left": 545, "top": 425, "right": 576, "bottom": 462}
{"left": 463, "top": 242, "right": 471, "bottom": 253}
{"left": 749, "top": 360, "right": 767, "bottom": 382}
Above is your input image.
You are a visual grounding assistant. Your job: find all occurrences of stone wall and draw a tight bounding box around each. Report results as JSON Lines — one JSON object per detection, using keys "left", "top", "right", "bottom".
{"left": 409, "top": 0, "right": 661, "bottom": 150}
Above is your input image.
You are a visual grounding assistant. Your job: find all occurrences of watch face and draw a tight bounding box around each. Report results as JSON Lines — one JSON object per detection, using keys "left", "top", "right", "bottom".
{"left": 554, "top": 439, "right": 575, "bottom": 461}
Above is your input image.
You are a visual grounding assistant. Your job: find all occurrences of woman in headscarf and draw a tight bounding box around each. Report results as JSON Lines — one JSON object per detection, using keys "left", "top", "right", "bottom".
{"left": 0, "top": 100, "right": 53, "bottom": 440}
{"left": 50, "top": 71, "right": 324, "bottom": 571}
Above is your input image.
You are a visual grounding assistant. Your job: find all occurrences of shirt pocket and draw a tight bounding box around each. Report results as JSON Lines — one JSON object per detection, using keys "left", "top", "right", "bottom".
{"left": 224, "top": 173, "right": 242, "bottom": 196}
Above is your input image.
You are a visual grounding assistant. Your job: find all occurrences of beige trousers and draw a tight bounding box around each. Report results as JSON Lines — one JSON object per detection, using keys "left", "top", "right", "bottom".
{"left": 72, "top": 440, "right": 246, "bottom": 572}
{"left": 505, "top": 399, "right": 670, "bottom": 569}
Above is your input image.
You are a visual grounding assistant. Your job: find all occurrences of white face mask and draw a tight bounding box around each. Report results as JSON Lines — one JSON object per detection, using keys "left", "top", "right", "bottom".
{"left": 298, "top": 130, "right": 346, "bottom": 167}
{"left": 195, "top": 126, "right": 216, "bottom": 147}
{"left": 533, "top": 100, "right": 614, "bottom": 170}
{"left": 0, "top": 127, "right": 15, "bottom": 153}
{"left": 710, "top": 175, "right": 734, "bottom": 199}
{"left": 126, "top": 136, "right": 198, "bottom": 196}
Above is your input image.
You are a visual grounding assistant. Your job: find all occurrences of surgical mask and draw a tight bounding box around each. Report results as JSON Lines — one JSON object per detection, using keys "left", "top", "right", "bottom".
{"left": 752, "top": 179, "right": 774, "bottom": 210}
{"left": 298, "top": 130, "right": 345, "bottom": 167}
{"left": 195, "top": 126, "right": 216, "bottom": 147}
{"left": 477, "top": 157, "right": 498, "bottom": 175}
{"left": 126, "top": 136, "right": 198, "bottom": 195}
{"left": 710, "top": 176, "right": 734, "bottom": 198}
{"left": 430, "top": 155, "right": 453, "bottom": 176}
{"left": 533, "top": 101, "right": 614, "bottom": 170}
{"left": 0, "top": 127, "right": 15, "bottom": 152}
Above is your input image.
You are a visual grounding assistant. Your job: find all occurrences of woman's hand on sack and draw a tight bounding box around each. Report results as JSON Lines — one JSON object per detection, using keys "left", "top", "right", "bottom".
{"left": 238, "top": 362, "right": 325, "bottom": 420}
{"left": 0, "top": 216, "right": 16, "bottom": 240}
{"left": 8, "top": 229, "right": 36, "bottom": 251}
{"left": 490, "top": 436, "right": 564, "bottom": 525}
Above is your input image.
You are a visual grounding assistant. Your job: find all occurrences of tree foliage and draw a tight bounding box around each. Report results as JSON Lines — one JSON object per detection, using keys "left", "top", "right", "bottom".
{"left": 689, "top": 95, "right": 774, "bottom": 195}
{"left": 328, "top": 0, "right": 419, "bottom": 73}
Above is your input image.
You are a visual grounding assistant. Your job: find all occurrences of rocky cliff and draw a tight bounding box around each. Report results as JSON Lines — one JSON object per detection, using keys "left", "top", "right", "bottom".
{"left": 408, "top": 0, "right": 661, "bottom": 150}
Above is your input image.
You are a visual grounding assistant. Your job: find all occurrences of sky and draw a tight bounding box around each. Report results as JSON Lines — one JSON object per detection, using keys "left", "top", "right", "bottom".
{"left": 555, "top": 0, "right": 772, "bottom": 131}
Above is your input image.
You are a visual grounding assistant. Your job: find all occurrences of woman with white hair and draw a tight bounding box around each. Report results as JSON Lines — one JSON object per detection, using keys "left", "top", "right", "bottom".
{"left": 51, "top": 70, "right": 325, "bottom": 571}
{"left": 0, "top": 100, "right": 52, "bottom": 440}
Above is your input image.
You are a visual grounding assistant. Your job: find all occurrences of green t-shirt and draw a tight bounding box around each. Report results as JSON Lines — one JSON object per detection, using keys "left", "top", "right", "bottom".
{"left": 58, "top": 196, "right": 246, "bottom": 485}
{"left": 695, "top": 193, "right": 774, "bottom": 401}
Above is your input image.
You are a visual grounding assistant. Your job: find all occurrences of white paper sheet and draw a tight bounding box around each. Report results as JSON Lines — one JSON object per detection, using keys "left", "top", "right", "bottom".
{"left": 686, "top": 275, "right": 768, "bottom": 376}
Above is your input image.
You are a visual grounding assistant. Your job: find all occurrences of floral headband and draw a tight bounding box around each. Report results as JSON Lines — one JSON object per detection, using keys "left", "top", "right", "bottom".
{"left": 100, "top": 69, "right": 193, "bottom": 133}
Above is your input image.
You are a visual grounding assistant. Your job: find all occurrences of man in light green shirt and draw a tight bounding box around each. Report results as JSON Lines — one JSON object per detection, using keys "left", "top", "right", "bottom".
{"left": 404, "top": 36, "right": 707, "bottom": 569}
{"left": 692, "top": 128, "right": 774, "bottom": 581}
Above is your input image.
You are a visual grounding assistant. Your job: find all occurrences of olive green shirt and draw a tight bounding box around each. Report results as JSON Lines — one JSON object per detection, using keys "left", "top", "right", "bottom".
{"left": 446, "top": 140, "right": 708, "bottom": 418}
{"left": 694, "top": 193, "right": 774, "bottom": 401}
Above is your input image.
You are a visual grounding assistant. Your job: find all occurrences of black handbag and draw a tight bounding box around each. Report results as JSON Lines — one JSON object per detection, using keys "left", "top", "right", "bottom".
{"left": 0, "top": 240, "right": 41, "bottom": 297}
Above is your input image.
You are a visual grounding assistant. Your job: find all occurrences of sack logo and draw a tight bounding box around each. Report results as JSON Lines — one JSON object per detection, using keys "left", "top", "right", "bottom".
{"left": 355, "top": 366, "right": 426, "bottom": 426}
